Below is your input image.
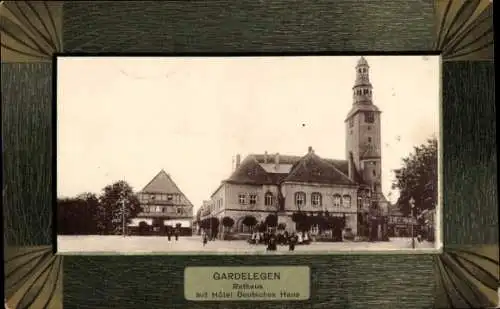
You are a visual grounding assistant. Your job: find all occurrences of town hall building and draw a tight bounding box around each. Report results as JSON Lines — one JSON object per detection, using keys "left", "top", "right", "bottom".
{"left": 202, "top": 57, "right": 389, "bottom": 240}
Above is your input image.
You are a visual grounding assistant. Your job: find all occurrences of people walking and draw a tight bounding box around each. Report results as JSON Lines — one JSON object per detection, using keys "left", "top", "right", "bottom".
{"left": 167, "top": 229, "right": 171, "bottom": 241}
{"left": 202, "top": 231, "right": 208, "bottom": 246}
{"left": 175, "top": 228, "right": 180, "bottom": 241}
{"left": 289, "top": 232, "right": 297, "bottom": 251}
{"left": 267, "top": 233, "right": 277, "bottom": 251}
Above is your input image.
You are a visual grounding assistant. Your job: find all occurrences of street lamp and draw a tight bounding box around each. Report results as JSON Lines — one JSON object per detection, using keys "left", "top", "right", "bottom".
{"left": 409, "top": 197, "right": 415, "bottom": 248}
{"left": 122, "top": 199, "right": 126, "bottom": 237}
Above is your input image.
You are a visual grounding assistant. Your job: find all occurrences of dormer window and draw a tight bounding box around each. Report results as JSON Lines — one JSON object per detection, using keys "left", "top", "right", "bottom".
{"left": 365, "top": 112, "right": 375, "bottom": 123}
{"left": 349, "top": 118, "right": 354, "bottom": 128}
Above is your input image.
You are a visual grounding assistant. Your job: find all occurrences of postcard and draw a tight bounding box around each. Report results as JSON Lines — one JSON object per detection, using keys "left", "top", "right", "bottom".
{"left": 55, "top": 55, "right": 441, "bottom": 255}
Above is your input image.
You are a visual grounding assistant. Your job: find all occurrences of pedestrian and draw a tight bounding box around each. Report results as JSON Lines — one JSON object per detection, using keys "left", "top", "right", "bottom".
{"left": 267, "top": 233, "right": 277, "bottom": 251}
{"left": 289, "top": 232, "right": 297, "bottom": 251}
{"left": 202, "top": 231, "right": 208, "bottom": 246}
{"left": 175, "top": 228, "right": 180, "bottom": 241}
{"left": 167, "top": 229, "right": 171, "bottom": 241}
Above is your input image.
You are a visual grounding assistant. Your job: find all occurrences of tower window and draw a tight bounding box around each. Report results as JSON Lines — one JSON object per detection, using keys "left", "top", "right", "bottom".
{"left": 367, "top": 126, "right": 371, "bottom": 130}
{"left": 363, "top": 68, "right": 367, "bottom": 73}
{"left": 358, "top": 69, "right": 362, "bottom": 73}
{"left": 363, "top": 89, "right": 368, "bottom": 95}
{"left": 365, "top": 112, "right": 375, "bottom": 123}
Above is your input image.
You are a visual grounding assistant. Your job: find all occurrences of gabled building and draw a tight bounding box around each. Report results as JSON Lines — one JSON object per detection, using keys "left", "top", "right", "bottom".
{"left": 128, "top": 170, "right": 194, "bottom": 235}
{"left": 204, "top": 57, "right": 390, "bottom": 240}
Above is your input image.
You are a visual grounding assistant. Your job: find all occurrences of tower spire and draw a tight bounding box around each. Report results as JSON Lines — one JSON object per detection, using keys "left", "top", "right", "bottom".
{"left": 352, "top": 57, "right": 373, "bottom": 105}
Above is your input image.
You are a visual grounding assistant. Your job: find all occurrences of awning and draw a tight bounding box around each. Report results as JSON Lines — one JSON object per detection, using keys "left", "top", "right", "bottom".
{"left": 164, "top": 219, "right": 192, "bottom": 228}
{"left": 128, "top": 218, "right": 153, "bottom": 227}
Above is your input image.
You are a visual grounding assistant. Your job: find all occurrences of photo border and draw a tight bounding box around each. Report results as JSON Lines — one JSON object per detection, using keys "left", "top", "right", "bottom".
{"left": 1, "top": 1, "right": 496, "bottom": 308}
{"left": 54, "top": 51, "right": 443, "bottom": 256}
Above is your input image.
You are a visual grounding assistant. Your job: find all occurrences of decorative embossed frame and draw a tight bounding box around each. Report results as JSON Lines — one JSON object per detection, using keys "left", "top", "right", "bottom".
{"left": 1, "top": 1, "right": 497, "bottom": 309}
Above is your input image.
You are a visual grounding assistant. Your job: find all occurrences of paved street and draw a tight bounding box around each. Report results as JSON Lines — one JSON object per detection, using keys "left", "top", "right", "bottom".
{"left": 58, "top": 235, "right": 436, "bottom": 254}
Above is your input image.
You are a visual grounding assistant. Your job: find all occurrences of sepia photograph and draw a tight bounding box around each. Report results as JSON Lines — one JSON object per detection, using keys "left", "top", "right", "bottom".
{"left": 56, "top": 55, "right": 441, "bottom": 254}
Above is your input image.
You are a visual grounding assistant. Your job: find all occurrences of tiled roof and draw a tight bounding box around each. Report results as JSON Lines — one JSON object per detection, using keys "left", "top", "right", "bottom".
{"left": 225, "top": 156, "right": 274, "bottom": 185}
{"left": 357, "top": 56, "right": 369, "bottom": 66}
{"left": 140, "top": 170, "right": 193, "bottom": 207}
{"left": 345, "top": 103, "right": 381, "bottom": 121}
{"left": 253, "top": 154, "right": 349, "bottom": 176}
{"left": 284, "top": 152, "right": 356, "bottom": 185}
{"left": 226, "top": 152, "right": 356, "bottom": 186}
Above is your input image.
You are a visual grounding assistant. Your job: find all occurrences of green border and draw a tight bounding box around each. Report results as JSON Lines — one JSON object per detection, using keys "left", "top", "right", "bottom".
{"left": 1, "top": 1, "right": 496, "bottom": 308}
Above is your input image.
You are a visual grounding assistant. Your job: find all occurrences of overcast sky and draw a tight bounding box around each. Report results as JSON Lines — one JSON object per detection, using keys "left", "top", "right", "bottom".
{"left": 57, "top": 55, "right": 440, "bottom": 210}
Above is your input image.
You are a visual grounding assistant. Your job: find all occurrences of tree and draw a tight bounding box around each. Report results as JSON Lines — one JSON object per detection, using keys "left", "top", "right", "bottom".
{"left": 222, "top": 216, "right": 235, "bottom": 232}
{"left": 392, "top": 137, "right": 438, "bottom": 216}
{"left": 264, "top": 214, "right": 277, "bottom": 227}
{"left": 57, "top": 192, "right": 100, "bottom": 235}
{"left": 292, "top": 212, "right": 310, "bottom": 232}
{"left": 242, "top": 216, "right": 257, "bottom": 230}
{"left": 96, "top": 180, "right": 142, "bottom": 235}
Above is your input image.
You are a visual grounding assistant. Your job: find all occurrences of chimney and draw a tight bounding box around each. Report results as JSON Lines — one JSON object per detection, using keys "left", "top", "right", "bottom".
{"left": 235, "top": 154, "right": 241, "bottom": 169}
{"left": 308, "top": 146, "right": 314, "bottom": 154}
{"left": 274, "top": 153, "right": 280, "bottom": 169}
{"left": 264, "top": 151, "right": 268, "bottom": 163}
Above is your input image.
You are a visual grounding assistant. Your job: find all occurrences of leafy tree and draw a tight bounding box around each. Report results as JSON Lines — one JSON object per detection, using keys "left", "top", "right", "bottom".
{"left": 96, "top": 180, "right": 141, "bottom": 235}
{"left": 242, "top": 216, "right": 257, "bottom": 229}
{"left": 222, "top": 216, "right": 235, "bottom": 233}
{"left": 292, "top": 212, "right": 311, "bottom": 232}
{"left": 195, "top": 208, "right": 202, "bottom": 223}
{"left": 222, "top": 216, "right": 235, "bottom": 228}
{"left": 264, "top": 214, "right": 277, "bottom": 227}
{"left": 57, "top": 192, "right": 100, "bottom": 235}
{"left": 392, "top": 137, "right": 438, "bottom": 216}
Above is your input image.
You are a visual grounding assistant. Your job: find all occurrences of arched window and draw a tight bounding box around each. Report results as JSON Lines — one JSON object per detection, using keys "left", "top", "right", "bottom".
{"left": 265, "top": 192, "right": 274, "bottom": 206}
{"left": 363, "top": 89, "right": 368, "bottom": 95}
{"left": 311, "top": 192, "right": 322, "bottom": 207}
{"left": 343, "top": 195, "right": 351, "bottom": 208}
{"left": 295, "top": 192, "right": 306, "bottom": 207}
{"left": 333, "top": 194, "right": 341, "bottom": 207}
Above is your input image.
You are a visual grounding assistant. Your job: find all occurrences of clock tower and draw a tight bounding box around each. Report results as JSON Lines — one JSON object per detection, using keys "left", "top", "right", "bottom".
{"left": 345, "top": 57, "right": 382, "bottom": 194}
